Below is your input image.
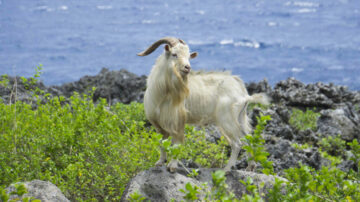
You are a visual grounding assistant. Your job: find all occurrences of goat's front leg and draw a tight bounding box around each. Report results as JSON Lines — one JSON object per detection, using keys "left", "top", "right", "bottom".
{"left": 167, "top": 133, "right": 184, "bottom": 173}
{"left": 155, "top": 146, "right": 167, "bottom": 167}
{"left": 154, "top": 127, "right": 169, "bottom": 167}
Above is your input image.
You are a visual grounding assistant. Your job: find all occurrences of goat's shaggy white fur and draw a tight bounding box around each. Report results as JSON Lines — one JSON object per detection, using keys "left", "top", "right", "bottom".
{"left": 138, "top": 37, "right": 269, "bottom": 172}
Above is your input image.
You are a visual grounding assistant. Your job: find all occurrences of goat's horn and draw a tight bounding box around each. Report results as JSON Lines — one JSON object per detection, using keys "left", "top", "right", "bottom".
{"left": 137, "top": 37, "right": 180, "bottom": 56}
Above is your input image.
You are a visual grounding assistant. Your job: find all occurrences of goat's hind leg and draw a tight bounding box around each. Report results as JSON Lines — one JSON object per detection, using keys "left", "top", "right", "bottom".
{"left": 223, "top": 140, "right": 241, "bottom": 172}
{"left": 217, "top": 119, "right": 243, "bottom": 172}
{"left": 219, "top": 100, "right": 250, "bottom": 172}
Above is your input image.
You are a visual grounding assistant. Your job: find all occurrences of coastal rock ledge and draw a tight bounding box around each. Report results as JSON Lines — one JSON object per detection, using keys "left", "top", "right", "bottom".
{"left": 121, "top": 167, "right": 286, "bottom": 202}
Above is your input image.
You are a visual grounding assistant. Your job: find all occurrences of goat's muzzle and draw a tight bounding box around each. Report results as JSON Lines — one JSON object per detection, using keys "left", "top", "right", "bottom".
{"left": 182, "top": 65, "right": 191, "bottom": 74}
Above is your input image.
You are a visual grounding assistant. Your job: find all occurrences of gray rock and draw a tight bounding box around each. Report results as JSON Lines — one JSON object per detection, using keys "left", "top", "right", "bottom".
{"left": 317, "top": 105, "right": 360, "bottom": 141}
{"left": 0, "top": 68, "right": 147, "bottom": 105}
{"left": 6, "top": 180, "right": 69, "bottom": 202}
{"left": 121, "top": 167, "right": 286, "bottom": 201}
{"left": 246, "top": 79, "right": 272, "bottom": 95}
{"left": 263, "top": 138, "right": 327, "bottom": 173}
{"left": 58, "top": 68, "right": 146, "bottom": 104}
{"left": 271, "top": 78, "right": 360, "bottom": 108}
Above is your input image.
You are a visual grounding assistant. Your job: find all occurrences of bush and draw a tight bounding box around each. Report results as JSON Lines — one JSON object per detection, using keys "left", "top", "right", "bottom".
{"left": 0, "top": 92, "right": 163, "bottom": 201}
{"left": 289, "top": 108, "right": 320, "bottom": 131}
{"left": 0, "top": 88, "right": 230, "bottom": 201}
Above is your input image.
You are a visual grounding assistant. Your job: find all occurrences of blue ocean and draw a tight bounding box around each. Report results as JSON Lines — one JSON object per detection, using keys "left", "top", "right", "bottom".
{"left": 1, "top": 0, "right": 359, "bottom": 89}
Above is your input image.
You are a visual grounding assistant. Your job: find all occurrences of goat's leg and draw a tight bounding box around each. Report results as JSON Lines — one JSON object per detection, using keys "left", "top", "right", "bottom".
{"left": 154, "top": 126, "right": 169, "bottom": 167}
{"left": 217, "top": 100, "right": 250, "bottom": 172}
{"left": 155, "top": 146, "right": 167, "bottom": 167}
{"left": 224, "top": 142, "right": 241, "bottom": 172}
{"left": 167, "top": 132, "right": 184, "bottom": 173}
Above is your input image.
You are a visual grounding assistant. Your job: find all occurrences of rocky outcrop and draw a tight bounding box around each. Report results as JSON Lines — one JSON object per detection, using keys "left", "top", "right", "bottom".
{"left": 0, "top": 68, "right": 147, "bottom": 104}
{"left": 269, "top": 78, "right": 360, "bottom": 108}
{"left": 56, "top": 68, "right": 146, "bottom": 104}
{"left": 317, "top": 104, "right": 360, "bottom": 141}
{"left": 6, "top": 180, "right": 69, "bottom": 202}
{"left": 121, "top": 167, "right": 285, "bottom": 202}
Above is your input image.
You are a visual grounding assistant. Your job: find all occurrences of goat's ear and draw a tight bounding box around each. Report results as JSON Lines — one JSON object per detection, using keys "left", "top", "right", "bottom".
{"left": 165, "top": 44, "right": 171, "bottom": 52}
{"left": 190, "top": 52, "right": 198, "bottom": 59}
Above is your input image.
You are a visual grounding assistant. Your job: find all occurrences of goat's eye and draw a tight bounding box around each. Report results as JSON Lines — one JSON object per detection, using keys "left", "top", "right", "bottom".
{"left": 172, "top": 54, "right": 178, "bottom": 58}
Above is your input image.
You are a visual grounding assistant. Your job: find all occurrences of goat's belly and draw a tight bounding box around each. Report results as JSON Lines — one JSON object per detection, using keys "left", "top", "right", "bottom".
{"left": 186, "top": 106, "right": 216, "bottom": 125}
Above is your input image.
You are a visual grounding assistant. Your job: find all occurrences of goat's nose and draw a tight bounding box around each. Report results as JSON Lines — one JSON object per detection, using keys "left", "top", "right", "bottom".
{"left": 185, "top": 65, "right": 191, "bottom": 71}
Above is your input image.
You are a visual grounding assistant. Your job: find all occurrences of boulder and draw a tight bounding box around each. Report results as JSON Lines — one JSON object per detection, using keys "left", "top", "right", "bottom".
{"left": 57, "top": 68, "right": 146, "bottom": 104}
{"left": 317, "top": 105, "right": 360, "bottom": 141}
{"left": 0, "top": 68, "right": 147, "bottom": 105}
{"left": 121, "top": 167, "right": 285, "bottom": 201}
{"left": 6, "top": 180, "right": 69, "bottom": 202}
{"left": 271, "top": 77, "right": 360, "bottom": 108}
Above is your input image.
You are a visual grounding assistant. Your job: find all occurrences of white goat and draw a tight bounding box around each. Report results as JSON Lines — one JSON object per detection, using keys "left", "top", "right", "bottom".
{"left": 138, "top": 37, "right": 269, "bottom": 172}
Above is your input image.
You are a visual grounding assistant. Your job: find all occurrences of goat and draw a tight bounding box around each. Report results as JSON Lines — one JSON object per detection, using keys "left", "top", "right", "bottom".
{"left": 138, "top": 37, "right": 269, "bottom": 172}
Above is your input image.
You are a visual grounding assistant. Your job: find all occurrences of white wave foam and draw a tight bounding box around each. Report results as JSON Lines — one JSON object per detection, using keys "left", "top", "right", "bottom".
{"left": 234, "top": 40, "right": 261, "bottom": 49}
{"left": 294, "top": 2, "right": 319, "bottom": 7}
{"left": 196, "top": 10, "right": 205, "bottom": 15}
{"left": 297, "top": 8, "right": 316, "bottom": 13}
{"left": 188, "top": 40, "right": 212, "bottom": 45}
{"left": 35, "top": 6, "right": 53, "bottom": 12}
{"left": 291, "top": 67, "right": 304, "bottom": 73}
{"left": 285, "top": 1, "right": 319, "bottom": 7}
{"left": 97, "top": 5, "right": 113, "bottom": 10}
{"left": 267, "top": 22, "right": 277, "bottom": 27}
{"left": 142, "top": 20, "right": 154, "bottom": 24}
{"left": 59, "top": 6, "right": 68, "bottom": 11}
{"left": 220, "top": 39, "right": 234, "bottom": 45}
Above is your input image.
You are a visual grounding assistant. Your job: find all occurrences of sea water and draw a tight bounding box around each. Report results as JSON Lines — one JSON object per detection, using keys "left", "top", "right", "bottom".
{"left": 0, "top": 0, "right": 359, "bottom": 89}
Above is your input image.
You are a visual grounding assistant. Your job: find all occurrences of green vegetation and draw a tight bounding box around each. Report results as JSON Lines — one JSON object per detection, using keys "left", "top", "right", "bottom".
{"left": 289, "top": 108, "right": 320, "bottom": 131}
{"left": 242, "top": 115, "right": 273, "bottom": 174}
{"left": 1, "top": 70, "right": 359, "bottom": 201}
{"left": 0, "top": 183, "right": 40, "bottom": 202}
{"left": 0, "top": 70, "right": 231, "bottom": 201}
{"left": 179, "top": 115, "right": 360, "bottom": 202}
{"left": 319, "top": 135, "right": 346, "bottom": 157}
{"left": 180, "top": 147, "right": 360, "bottom": 202}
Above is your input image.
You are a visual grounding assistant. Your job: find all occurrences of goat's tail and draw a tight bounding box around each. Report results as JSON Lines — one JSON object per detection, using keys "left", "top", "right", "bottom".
{"left": 247, "top": 93, "right": 271, "bottom": 105}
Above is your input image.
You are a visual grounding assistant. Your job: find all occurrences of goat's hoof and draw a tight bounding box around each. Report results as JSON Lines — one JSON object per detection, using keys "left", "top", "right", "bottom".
{"left": 155, "top": 160, "right": 165, "bottom": 167}
{"left": 245, "top": 165, "right": 256, "bottom": 172}
{"left": 223, "top": 167, "right": 231, "bottom": 172}
{"left": 167, "top": 160, "right": 178, "bottom": 173}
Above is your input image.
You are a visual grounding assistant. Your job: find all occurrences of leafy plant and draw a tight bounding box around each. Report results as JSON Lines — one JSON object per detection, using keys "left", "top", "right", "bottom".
{"left": 128, "top": 191, "right": 146, "bottom": 202}
{"left": 242, "top": 114, "right": 273, "bottom": 175}
{"left": 0, "top": 183, "right": 40, "bottom": 202}
{"left": 319, "top": 135, "right": 346, "bottom": 157}
{"left": 0, "top": 74, "right": 10, "bottom": 89}
{"left": 289, "top": 108, "right": 320, "bottom": 131}
{"left": 239, "top": 177, "right": 263, "bottom": 202}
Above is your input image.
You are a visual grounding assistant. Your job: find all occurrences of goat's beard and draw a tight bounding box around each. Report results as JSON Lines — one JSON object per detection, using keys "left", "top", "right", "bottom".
{"left": 167, "top": 66, "right": 189, "bottom": 104}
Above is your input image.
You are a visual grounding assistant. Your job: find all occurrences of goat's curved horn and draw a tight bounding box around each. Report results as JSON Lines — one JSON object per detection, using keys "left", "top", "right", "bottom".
{"left": 137, "top": 37, "right": 181, "bottom": 56}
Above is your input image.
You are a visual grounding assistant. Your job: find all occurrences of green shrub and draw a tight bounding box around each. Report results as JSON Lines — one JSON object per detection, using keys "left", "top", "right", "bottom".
{"left": 289, "top": 108, "right": 320, "bottom": 131}
{"left": 319, "top": 135, "right": 346, "bottom": 157}
{"left": 0, "top": 87, "right": 229, "bottom": 201}
{"left": 242, "top": 114, "right": 273, "bottom": 175}
{"left": 0, "top": 93, "right": 162, "bottom": 201}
